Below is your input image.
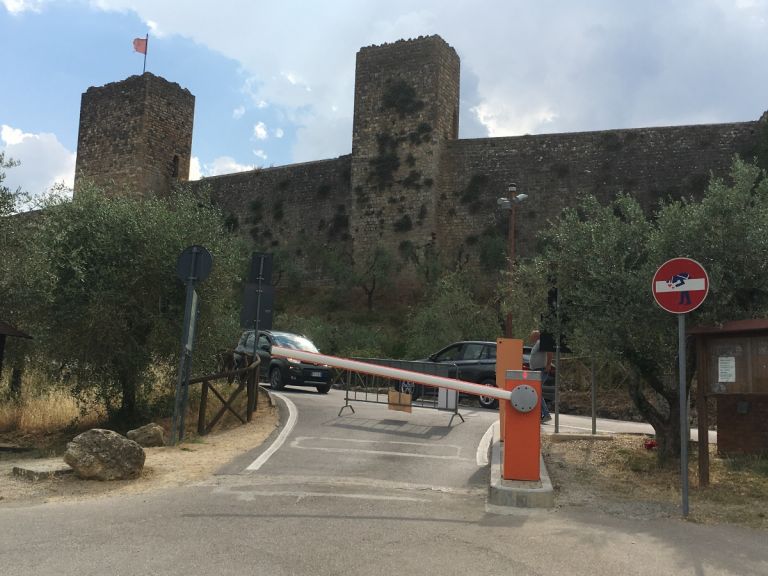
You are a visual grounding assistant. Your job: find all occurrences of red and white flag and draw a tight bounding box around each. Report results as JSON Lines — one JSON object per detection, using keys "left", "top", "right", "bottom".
{"left": 133, "top": 37, "right": 147, "bottom": 55}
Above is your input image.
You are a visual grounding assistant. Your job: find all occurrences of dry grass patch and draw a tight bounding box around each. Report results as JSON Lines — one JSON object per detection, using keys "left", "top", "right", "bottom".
{"left": 0, "top": 403, "right": 279, "bottom": 506}
{"left": 544, "top": 434, "right": 768, "bottom": 529}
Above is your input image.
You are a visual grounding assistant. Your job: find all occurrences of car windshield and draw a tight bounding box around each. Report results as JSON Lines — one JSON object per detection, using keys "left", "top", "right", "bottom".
{"left": 273, "top": 333, "right": 319, "bottom": 353}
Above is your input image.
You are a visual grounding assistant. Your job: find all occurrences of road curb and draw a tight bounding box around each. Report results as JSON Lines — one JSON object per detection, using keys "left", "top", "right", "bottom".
{"left": 547, "top": 433, "right": 615, "bottom": 442}
{"left": 258, "top": 384, "right": 276, "bottom": 407}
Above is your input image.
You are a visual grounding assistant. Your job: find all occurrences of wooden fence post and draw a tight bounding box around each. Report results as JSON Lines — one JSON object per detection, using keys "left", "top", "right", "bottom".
{"left": 198, "top": 379, "right": 209, "bottom": 436}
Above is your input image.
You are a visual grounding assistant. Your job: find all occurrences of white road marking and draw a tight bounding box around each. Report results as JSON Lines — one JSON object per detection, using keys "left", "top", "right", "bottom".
{"left": 210, "top": 474, "right": 485, "bottom": 496}
{"left": 290, "top": 436, "right": 467, "bottom": 461}
{"left": 298, "top": 436, "right": 458, "bottom": 449}
{"left": 549, "top": 423, "right": 616, "bottom": 434}
{"left": 229, "top": 490, "right": 429, "bottom": 502}
{"left": 476, "top": 423, "right": 495, "bottom": 466}
{"left": 245, "top": 392, "right": 297, "bottom": 471}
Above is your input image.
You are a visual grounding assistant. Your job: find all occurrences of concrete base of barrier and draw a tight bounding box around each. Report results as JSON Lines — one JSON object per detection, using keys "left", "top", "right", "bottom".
{"left": 487, "top": 436, "right": 554, "bottom": 510}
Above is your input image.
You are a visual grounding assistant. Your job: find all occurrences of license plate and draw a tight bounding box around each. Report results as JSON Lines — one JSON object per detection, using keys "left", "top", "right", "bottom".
{"left": 311, "top": 371, "right": 322, "bottom": 378}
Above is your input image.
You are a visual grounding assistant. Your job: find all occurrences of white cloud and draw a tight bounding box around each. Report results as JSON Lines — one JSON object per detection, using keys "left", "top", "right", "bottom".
{"left": 1, "top": 125, "right": 25, "bottom": 146}
{"left": 2, "top": 0, "right": 44, "bottom": 14}
{"left": 273, "top": 128, "right": 284, "bottom": 139}
{"left": 232, "top": 105, "right": 245, "bottom": 119}
{"left": 188, "top": 156, "right": 202, "bottom": 181}
{"left": 253, "top": 149, "right": 267, "bottom": 161}
{"left": 201, "top": 156, "right": 254, "bottom": 177}
{"left": 186, "top": 156, "right": 255, "bottom": 179}
{"left": 253, "top": 121, "right": 268, "bottom": 140}
{"left": 1, "top": 124, "right": 75, "bottom": 197}
{"left": 82, "top": 0, "right": 768, "bottom": 163}
{"left": 471, "top": 103, "right": 559, "bottom": 137}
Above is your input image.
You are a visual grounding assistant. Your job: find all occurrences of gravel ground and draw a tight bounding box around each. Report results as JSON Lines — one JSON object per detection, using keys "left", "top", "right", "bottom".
{"left": 543, "top": 434, "right": 768, "bottom": 529}
{"left": 0, "top": 404, "right": 278, "bottom": 507}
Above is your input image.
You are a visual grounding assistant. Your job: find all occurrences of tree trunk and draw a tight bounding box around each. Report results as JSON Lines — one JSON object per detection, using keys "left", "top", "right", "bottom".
{"left": 626, "top": 369, "right": 682, "bottom": 463}
{"left": 118, "top": 368, "right": 139, "bottom": 426}
{"left": 10, "top": 366, "right": 23, "bottom": 403}
{"left": 655, "top": 399, "right": 682, "bottom": 464}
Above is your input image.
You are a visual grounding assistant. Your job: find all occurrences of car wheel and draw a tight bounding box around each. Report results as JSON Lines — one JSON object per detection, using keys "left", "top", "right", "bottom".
{"left": 478, "top": 379, "right": 499, "bottom": 410}
{"left": 316, "top": 384, "right": 331, "bottom": 394}
{"left": 269, "top": 367, "right": 285, "bottom": 391}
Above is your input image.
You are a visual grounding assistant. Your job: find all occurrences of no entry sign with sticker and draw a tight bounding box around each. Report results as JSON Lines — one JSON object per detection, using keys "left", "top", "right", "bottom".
{"left": 651, "top": 256, "right": 709, "bottom": 518}
{"left": 652, "top": 257, "right": 709, "bottom": 314}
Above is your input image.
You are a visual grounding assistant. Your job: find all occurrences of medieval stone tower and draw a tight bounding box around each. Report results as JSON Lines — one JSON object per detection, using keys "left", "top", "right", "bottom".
{"left": 73, "top": 72, "right": 194, "bottom": 197}
{"left": 350, "top": 36, "right": 460, "bottom": 259}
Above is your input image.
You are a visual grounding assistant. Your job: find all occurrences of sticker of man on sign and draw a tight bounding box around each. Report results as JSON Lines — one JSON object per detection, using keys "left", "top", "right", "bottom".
{"left": 667, "top": 272, "right": 692, "bottom": 305}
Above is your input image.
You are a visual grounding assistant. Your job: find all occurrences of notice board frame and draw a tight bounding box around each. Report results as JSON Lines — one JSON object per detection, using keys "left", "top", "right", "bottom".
{"left": 690, "top": 319, "right": 768, "bottom": 486}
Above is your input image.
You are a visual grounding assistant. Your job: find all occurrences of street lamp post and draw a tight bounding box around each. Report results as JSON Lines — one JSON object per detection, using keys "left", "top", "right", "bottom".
{"left": 498, "top": 183, "right": 528, "bottom": 337}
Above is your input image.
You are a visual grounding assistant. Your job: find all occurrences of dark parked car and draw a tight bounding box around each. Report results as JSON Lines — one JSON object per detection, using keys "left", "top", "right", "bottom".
{"left": 397, "top": 341, "right": 554, "bottom": 409}
{"left": 234, "top": 330, "right": 332, "bottom": 394}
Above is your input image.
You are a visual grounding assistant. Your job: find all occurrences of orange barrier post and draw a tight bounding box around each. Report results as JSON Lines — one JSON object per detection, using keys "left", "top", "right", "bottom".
{"left": 496, "top": 339, "right": 523, "bottom": 441}
{"left": 502, "top": 370, "right": 542, "bottom": 481}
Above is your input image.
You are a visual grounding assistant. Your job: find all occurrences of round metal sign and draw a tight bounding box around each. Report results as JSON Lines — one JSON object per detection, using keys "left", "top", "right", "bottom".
{"left": 176, "top": 245, "right": 213, "bottom": 285}
{"left": 652, "top": 257, "right": 709, "bottom": 314}
{"left": 509, "top": 384, "right": 538, "bottom": 413}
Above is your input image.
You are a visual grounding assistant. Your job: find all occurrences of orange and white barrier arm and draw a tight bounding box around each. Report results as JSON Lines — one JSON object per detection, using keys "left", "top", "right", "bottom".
{"left": 270, "top": 346, "right": 513, "bottom": 401}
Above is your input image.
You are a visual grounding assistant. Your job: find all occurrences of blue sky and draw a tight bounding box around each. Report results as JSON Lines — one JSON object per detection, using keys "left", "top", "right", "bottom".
{"left": 2, "top": 0, "right": 767, "bottom": 199}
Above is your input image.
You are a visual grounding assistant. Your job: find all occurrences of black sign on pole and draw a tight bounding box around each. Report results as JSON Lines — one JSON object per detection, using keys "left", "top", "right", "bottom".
{"left": 240, "top": 284, "right": 274, "bottom": 330}
{"left": 240, "top": 253, "right": 275, "bottom": 365}
{"left": 176, "top": 245, "right": 213, "bottom": 285}
{"left": 171, "top": 245, "right": 213, "bottom": 445}
{"left": 248, "top": 252, "right": 273, "bottom": 285}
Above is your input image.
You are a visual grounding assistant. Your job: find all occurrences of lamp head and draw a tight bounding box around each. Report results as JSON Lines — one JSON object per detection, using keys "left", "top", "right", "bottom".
{"left": 513, "top": 193, "right": 528, "bottom": 204}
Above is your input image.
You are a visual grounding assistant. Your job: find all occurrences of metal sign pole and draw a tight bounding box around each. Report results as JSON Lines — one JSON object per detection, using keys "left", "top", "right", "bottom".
{"left": 679, "top": 312, "right": 689, "bottom": 517}
{"left": 591, "top": 358, "right": 597, "bottom": 435}
{"left": 178, "top": 290, "right": 198, "bottom": 441}
{"left": 171, "top": 279, "right": 196, "bottom": 445}
{"left": 554, "top": 288, "right": 561, "bottom": 434}
{"left": 252, "top": 255, "right": 265, "bottom": 359}
{"left": 170, "top": 245, "right": 212, "bottom": 445}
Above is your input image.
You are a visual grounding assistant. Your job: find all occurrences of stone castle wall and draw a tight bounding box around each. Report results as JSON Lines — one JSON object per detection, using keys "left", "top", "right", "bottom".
{"left": 437, "top": 120, "right": 763, "bottom": 265}
{"left": 74, "top": 36, "right": 767, "bottom": 276}
{"left": 193, "top": 156, "right": 353, "bottom": 270}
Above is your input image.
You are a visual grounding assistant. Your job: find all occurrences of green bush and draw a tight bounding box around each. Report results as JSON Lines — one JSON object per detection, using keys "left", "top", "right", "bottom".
{"left": 403, "top": 271, "right": 500, "bottom": 358}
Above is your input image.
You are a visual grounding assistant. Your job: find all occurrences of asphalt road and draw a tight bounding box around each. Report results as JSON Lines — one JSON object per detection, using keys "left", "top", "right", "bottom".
{"left": 0, "top": 389, "right": 763, "bottom": 576}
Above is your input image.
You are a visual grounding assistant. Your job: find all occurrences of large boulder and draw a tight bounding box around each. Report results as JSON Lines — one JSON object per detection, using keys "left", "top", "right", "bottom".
{"left": 64, "top": 429, "right": 145, "bottom": 481}
{"left": 127, "top": 423, "right": 166, "bottom": 447}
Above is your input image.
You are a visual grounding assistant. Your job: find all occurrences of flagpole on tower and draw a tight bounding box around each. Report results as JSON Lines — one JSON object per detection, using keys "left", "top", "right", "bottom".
{"left": 143, "top": 33, "right": 148, "bottom": 73}
{"left": 133, "top": 34, "right": 149, "bottom": 73}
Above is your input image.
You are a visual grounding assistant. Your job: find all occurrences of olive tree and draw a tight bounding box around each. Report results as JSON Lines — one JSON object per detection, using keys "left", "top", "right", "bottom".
{"left": 506, "top": 157, "right": 768, "bottom": 460}
{"left": 27, "top": 184, "right": 248, "bottom": 424}
{"left": 404, "top": 270, "right": 500, "bottom": 359}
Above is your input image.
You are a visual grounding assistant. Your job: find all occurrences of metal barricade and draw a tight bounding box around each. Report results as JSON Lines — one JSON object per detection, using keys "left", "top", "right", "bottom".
{"left": 333, "top": 358, "right": 464, "bottom": 423}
